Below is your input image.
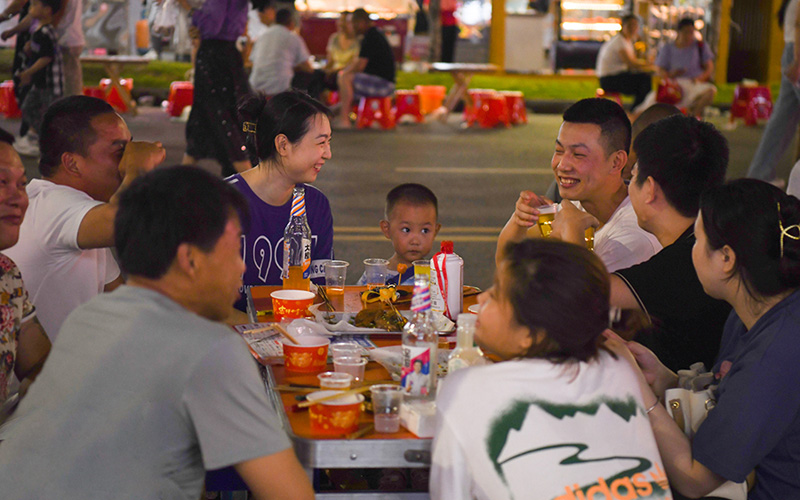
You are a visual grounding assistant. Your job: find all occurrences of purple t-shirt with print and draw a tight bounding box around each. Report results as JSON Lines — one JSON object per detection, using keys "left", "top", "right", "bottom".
{"left": 228, "top": 176, "right": 334, "bottom": 311}
{"left": 655, "top": 40, "right": 714, "bottom": 80}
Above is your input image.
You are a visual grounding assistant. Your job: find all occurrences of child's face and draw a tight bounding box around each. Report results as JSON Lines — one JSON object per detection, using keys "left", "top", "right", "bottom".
{"left": 474, "top": 263, "right": 532, "bottom": 361}
{"left": 380, "top": 201, "right": 440, "bottom": 266}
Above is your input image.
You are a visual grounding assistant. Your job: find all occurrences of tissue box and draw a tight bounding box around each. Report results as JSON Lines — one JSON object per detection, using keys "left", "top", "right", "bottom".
{"left": 399, "top": 400, "right": 437, "bottom": 438}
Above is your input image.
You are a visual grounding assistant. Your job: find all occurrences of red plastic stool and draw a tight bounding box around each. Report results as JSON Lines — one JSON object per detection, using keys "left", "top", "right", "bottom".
{"left": 394, "top": 90, "right": 424, "bottom": 123}
{"left": 463, "top": 89, "right": 497, "bottom": 127}
{"left": 731, "top": 85, "right": 772, "bottom": 126}
{"left": 99, "top": 78, "right": 134, "bottom": 113}
{"left": 477, "top": 95, "right": 510, "bottom": 128}
{"left": 82, "top": 86, "right": 106, "bottom": 101}
{"left": 326, "top": 91, "right": 339, "bottom": 107}
{"left": 166, "top": 81, "right": 194, "bottom": 117}
{"left": 500, "top": 91, "right": 527, "bottom": 125}
{"left": 595, "top": 88, "right": 623, "bottom": 107}
{"left": 0, "top": 81, "right": 21, "bottom": 119}
{"left": 356, "top": 96, "right": 395, "bottom": 130}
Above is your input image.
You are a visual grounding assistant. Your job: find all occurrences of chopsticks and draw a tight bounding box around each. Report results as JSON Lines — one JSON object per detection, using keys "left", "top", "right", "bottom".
{"left": 241, "top": 325, "right": 276, "bottom": 335}
{"left": 296, "top": 385, "right": 372, "bottom": 409}
{"left": 273, "top": 323, "right": 301, "bottom": 345}
{"left": 317, "top": 286, "right": 336, "bottom": 313}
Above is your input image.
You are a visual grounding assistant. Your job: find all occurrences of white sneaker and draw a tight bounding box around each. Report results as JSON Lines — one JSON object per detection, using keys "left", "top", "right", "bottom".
{"left": 14, "top": 134, "right": 39, "bottom": 157}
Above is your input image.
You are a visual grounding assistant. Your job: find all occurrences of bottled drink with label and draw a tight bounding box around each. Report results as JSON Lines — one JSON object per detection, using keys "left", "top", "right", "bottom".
{"left": 430, "top": 241, "right": 463, "bottom": 322}
{"left": 401, "top": 265, "right": 438, "bottom": 401}
{"left": 282, "top": 186, "right": 312, "bottom": 291}
{"left": 447, "top": 314, "right": 486, "bottom": 374}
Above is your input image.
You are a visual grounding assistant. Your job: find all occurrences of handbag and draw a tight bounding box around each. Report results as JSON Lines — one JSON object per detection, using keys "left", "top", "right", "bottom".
{"left": 656, "top": 78, "right": 683, "bottom": 105}
{"left": 665, "top": 363, "right": 752, "bottom": 500}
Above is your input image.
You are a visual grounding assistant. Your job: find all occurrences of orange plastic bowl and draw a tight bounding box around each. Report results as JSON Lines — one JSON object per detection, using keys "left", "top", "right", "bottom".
{"left": 307, "top": 390, "right": 365, "bottom": 436}
{"left": 282, "top": 336, "right": 330, "bottom": 373}
{"left": 271, "top": 290, "right": 316, "bottom": 322}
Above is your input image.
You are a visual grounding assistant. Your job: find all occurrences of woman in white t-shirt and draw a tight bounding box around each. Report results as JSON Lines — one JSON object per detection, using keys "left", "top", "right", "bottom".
{"left": 596, "top": 14, "right": 653, "bottom": 110}
{"left": 430, "top": 239, "right": 670, "bottom": 500}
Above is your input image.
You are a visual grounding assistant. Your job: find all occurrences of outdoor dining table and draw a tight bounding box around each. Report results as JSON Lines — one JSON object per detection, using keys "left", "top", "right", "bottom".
{"left": 428, "top": 62, "right": 500, "bottom": 121}
{"left": 246, "top": 285, "right": 479, "bottom": 498}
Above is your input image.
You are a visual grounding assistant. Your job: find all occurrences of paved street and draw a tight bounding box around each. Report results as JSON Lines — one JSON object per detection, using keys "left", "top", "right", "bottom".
{"left": 1, "top": 106, "right": 794, "bottom": 290}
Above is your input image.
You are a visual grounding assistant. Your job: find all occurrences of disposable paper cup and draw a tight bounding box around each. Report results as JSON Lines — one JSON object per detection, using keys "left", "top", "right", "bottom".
{"left": 333, "top": 356, "right": 367, "bottom": 383}
{"left": 282, "top": 336, "right": 330, "bottom": 373}
{"left": 317, "top": 371, "right": 353, "bottom": 390}
{"left": 307, "top": 390, "right": 365, "bottom": 436}
{"left": 271, "top": 290, "right": 316, "bottom": 322}
{"left": 370, "top": 384, "right": 404, "bottom": 433}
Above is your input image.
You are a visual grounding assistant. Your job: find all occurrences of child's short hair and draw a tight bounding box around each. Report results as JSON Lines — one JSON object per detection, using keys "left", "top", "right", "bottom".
{"left": 38, "top": 0, "right": 62, "bottom": 13}
{"left": 384, "top": 183, "right": 438, "bottom": 220}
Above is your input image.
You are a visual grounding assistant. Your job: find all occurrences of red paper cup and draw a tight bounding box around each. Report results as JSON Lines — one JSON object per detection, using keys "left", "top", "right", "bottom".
{"left": 307, "top": 390, "right": 365, "bottom": 436}
{"left": 271, "top": 290, "right": 316, "bottom": 322}
{"left": 282, "top": 336, "right": 330, "bottom": 373}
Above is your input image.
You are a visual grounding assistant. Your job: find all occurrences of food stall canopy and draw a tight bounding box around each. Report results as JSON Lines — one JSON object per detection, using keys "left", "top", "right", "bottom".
{"left": 296, "top": 0, "right": 419, "bottom": 16}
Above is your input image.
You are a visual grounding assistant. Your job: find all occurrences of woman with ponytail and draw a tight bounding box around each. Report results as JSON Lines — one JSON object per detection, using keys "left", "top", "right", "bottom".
{"left": 610, "top": 179, "right": 800, "bottom": 499}
{"left": 230, "top": 90, "right": 334, "bottom": 311}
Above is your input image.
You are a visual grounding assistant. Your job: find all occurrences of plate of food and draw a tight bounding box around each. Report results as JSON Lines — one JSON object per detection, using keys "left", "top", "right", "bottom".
{"left": 309, "top": 304, "right": 412, "bottom": 334}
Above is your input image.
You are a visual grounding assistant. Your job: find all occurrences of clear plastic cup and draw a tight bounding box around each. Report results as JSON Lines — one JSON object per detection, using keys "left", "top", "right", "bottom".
{"left": 363, "top": 258, "right": 389, "bottom": 289}
{"left": 330, "top": 342, "right": 362, "bottom": 360}
{"left": 325, "top": 260, "right": 349, "bottom": 295}
{"left": 370, "top": 384, "right": 404, "bottom": 433}
{"left": 333, "top": 356, "right": 367, "bottom": 383}
{"left": 317, "top": 371, "right": 353, "bottom": 390}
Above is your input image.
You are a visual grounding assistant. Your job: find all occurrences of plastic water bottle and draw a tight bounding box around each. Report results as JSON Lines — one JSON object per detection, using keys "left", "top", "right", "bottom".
{"left": 430, "top": 241, "right": 463, "bottom": 322}
{"left": 281, "top": 186, "right": 311, "bottom": 291}
{"left": 401, "top": 264, "right": 438, "bottom": 401}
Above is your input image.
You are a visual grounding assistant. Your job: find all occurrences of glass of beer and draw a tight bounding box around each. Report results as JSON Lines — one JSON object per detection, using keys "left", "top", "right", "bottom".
{"left": 536, "top": 204, "right": 558, "bottom": 237}
{"left": 585, "top": 227, "right": 595, "bottom": 251}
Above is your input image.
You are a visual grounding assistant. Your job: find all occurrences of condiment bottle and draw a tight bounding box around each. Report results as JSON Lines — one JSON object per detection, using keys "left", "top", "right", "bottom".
{"left": 447, "top": 314, "right": 485, "bottom": 373}
{"left": 282, "top": 186, "right": 311, "bottom": 291}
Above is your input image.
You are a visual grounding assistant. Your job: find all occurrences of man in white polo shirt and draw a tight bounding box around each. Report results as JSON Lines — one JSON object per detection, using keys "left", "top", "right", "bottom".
{"left": 5, "top": 96, "right": 165, "bottom": 339}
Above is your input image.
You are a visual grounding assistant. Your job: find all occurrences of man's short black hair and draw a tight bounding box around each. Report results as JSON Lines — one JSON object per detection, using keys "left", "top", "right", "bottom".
{"left": 385, "top": 183, "right": 438, "bottom": 220}
{"left": 562, "top": 98, "right": 631, "bottom": 155}
{"left": 115, "top": 166, "right": 250, "bottom": 280}
{"left": 275, "top": 8, "right": 293, "bottom": 26}
{"left": 621, "top": 14, "right": 638, "bottom": 26}
{"left": 38, "top": 96, "right": 116, "bottom": 178}
{"left": 633, "top": 114, "right": 728, "bottom": 217}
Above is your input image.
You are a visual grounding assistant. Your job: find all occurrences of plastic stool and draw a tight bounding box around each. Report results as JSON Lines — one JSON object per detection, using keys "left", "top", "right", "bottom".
{"left": 326, "top": 91, "right": 339, "bottom": 106}
{"left": 731, "top": 85, "right": 772, "bottom": 126}
{"left": 82, "top": 86, "right": 106, "bottom": 101}
{"left": 415, "top": 85, "right": 447, "bottom": 114}
{"left": 99, "top": 78, "right": 134, "bottom": 113}
{"left": 475, "top": 94, "right": 510, "bottom": 128}
{"left": 394, "top": 90, "right": 424, "bottom": 123}
{"left": 166, "top": 81, "right": 194, "bottom": 117}
{"left": 463, "top": 89, "right": 497, "bottom": 127}
{"left": 356, "top": 96, "right": 395, "bottom": 130}
{"left": 595, "top": 88, "right": 623, "bottom": 107}
{"left": 0, "top": 81, "right": 21, "bottom": 119}
{"left": 500, "top": 91, "right": 527, "bottom": 125}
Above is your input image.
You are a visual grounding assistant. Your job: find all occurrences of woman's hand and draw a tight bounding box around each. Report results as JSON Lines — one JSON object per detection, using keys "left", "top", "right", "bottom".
{"left": 602, "top": 330, "right": 677, "bottom": 401}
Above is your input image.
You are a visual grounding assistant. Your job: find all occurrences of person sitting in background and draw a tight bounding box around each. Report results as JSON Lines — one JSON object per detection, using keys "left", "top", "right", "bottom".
{"left": 596, "top": 14, "right": 653, "bottom": 111}
{"left": 497, "top": 98, "right": 660, "bottom": 273}
{"left": 635, "top": 17, "right": 716, "bottom": 118}
{"left": 356, "top": 183, "right": 441, "bottom": 286}
{"left": 322, "top": 11, "right": 359, "bottom": 91}
{"left": 431, "top": 238, "right": 670, "bottom": 499}
{"left": 0, "top": 166, "right": 315, "bottom": 499}
{"left": 5, "top": 96, "right": 165, "bottom": 340}
{"left": 0, "top": 128, "right": 50, "bottom": 414}
{"left": 248, "top": 8, "right": 314, "bottom": 96}
{"left": 335, "top": 8, "right": 395, "bottom": 128}
{"left": 611, "top": 114, "right": 731, "bottom": 372}
{"left": 230, "top": 90, "right": 333, "bottom": 313}
{"left": 607, "top": 179, "right": 800, "bottom": 499}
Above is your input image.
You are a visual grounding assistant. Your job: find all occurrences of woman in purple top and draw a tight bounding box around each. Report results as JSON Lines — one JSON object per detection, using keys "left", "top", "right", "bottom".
{"left": 229, "top": 90, "right": 334, "bottom": 311}
{"left": 178, "top": 0, "right": 253, "bottom": 176}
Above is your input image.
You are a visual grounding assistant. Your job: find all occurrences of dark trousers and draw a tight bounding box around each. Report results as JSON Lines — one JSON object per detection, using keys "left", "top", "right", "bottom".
{"left": 599, "top": 72, "right": 652, "bottom": 109}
